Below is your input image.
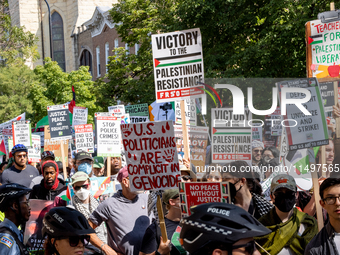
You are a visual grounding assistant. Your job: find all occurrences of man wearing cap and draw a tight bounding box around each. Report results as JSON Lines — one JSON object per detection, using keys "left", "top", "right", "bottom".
{"left": 251, "top": 140, "right": 264, "bottom": 167}
{"left": 140, "top": 189, "right": 184, "bottom": 255}
{"left": 30, "top": 160, "right": 66, "bottom": 201}
{"left": 74, "top": 151, "right": 94, "bottom": 176}
{"left": 0, "top": 183, "right": 31, "bottom": 255}
{"left": 255, "top": 174, "right": 318, "bottom": 255}
{"left": 88, "top": 166, "right": 154, "bottom": 255}
{"left": 180, "top": 164, "right": 196, "bottom": 182}
{"left": 93, "top": 156, "right": 105, "bottom": 177}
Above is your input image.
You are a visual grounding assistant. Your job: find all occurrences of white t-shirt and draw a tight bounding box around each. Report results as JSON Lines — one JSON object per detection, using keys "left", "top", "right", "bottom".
{"left": 334, "top": 232, "right": 340, "bottom": 252}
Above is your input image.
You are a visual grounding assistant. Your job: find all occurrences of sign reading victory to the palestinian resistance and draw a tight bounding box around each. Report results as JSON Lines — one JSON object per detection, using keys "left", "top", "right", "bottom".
{"left": 152, "top": 28, "right": 205, "bottom": 102}
{"left": 47, "top": 104, "right": 72, "bottom": 141}
{"left": 12, "top": 120, "right": 32, "bottom": 147}
{"left": 179, "top": 182, "right": 230, "bottom": 216}
{"left": 277, "top": 78, "right": 329, "bottom": 150}
{"left": 108, "top": 105, "right": 125, "bottom": 116}
{"left": 75, "top": 124, "right": 94, "bottom": 153}
{"left": 175, "top": 98, "right": 197, "bottom": 126}
{"left": 211, "top": 108, "right": 252, "bottom": 165}
{"left": 121, "top": 121, "right": 180, "bottom": 191}
{"left": 96, "top": 113, "right": 121, "bottom": 157}
{"left": 125, "top": 103, "right": 149, "bottom": 117}
{"left": 28, "top": 135, "right": 41, "bottom": 163}
{"left": 72, "top": 106, "right": 88, "bottom": 127}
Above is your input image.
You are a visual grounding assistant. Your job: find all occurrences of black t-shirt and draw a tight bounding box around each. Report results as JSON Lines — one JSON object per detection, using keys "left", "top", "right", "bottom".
{"left": 140, "top": 217, "right": 186, "bottom": 255}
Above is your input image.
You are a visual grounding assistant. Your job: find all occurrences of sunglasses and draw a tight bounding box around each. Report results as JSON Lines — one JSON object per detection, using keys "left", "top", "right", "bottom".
{"left": 232, "top": 240, "right": 256, "bottom": 254}
{"left": 254, "top": 150, "right": 263, "bottom": 153}
{"left": 181, "top": 175, "right": 192, "bottom": 181}
{"left": 73, "top": 184, "right": 89, "bottom": 191}
{"left": 67, "top": 235, "right": 90, "bottom": 247}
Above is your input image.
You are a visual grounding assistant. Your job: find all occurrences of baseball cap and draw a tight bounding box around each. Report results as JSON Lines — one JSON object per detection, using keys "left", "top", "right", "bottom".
{"left": 271, "top": 174, "right": 297, "bottom": 193}
{"left": 71, "top": 171, "right": 89, "bottom": 185}
{"left": 93, "top": 156, "right": 104, "bottom": 168}
{"left": 75, "top": 151, "right": 93, "bottom": 161}
{"left": 117, "top": 166, "right": 128, "bottom": 183}
{"left": 163, "top": 189, "right": 179, "bottom": 205}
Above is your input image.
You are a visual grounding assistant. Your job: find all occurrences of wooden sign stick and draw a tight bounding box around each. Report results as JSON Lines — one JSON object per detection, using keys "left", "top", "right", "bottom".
{"left": 107, "top": 156, "right": 111, "bottom": 177}
{"left": 180, "top": 100, "right": 190, "bottom": 160}
{"left": 156, "top": 194, "right": 169, "bottom": 255}
{"left": 60, "top": 140, "right": 67, "bottom": 179}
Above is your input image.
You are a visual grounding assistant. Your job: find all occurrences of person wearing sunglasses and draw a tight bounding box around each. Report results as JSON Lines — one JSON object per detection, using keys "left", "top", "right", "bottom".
{"left": 305, "top": 177, "right": 340, "bottom": 255}
{"left": 71, "top": 172, "right": 107, "bottom": 253}
{"left": 251, "top": 140, "right": 264, "bottom": 168}
{"left": 179, "top": 202, "right": 271, "bottom": 255}
{"left": 42, "top": 207, "right": 95, "bottom": 255}
{"left": 0, "top": 183, "right": 32, "bottom": 255}
{"left": 180, "top": 164, "right": 196, "bottom": 182}
{"left": 255, "top": 174, "right": 318, "bottom": 255}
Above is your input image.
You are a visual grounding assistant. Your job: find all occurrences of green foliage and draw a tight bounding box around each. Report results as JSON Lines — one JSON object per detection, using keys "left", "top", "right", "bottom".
{"left": 0, "top": 64, "right": 36, "bottom": 123}
{"left": 29, "top": 58, "right": 97, "bottom": 124}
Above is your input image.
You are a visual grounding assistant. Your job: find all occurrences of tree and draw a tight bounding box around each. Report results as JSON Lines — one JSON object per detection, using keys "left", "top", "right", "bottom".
{"left": 29, "top": 58, "right": 97, "bottom": 124}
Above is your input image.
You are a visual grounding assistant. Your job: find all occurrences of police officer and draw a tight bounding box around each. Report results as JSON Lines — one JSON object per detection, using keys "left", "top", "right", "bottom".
{"left": 0, "top": 183, "right": 31, "bottom": 255}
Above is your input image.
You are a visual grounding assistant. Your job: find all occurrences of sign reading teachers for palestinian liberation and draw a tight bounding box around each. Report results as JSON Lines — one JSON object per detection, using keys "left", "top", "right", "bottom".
{"left": 125, "top": 103, "right": 149, "bottom": 116}
{"left": 152, "top": 28, "right": 205, "bottom": 102}
{"left": 47, "top": 104, "right": 72, "bottom": 141}
{"left": 121, "top": 121, "right": 180, "bottom": 191}
{"left": 75, "top": 124, "right": 94, "bottom": 153}
{"left": 12, "top": 120, "right": 32, "bottom": 147}
{"left": 277, "top": 78, "right": 329, "bottom": 150}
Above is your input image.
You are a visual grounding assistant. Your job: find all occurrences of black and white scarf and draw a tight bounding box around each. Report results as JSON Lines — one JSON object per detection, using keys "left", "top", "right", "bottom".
{"left": 73, "top": 194, "right": 99, "bottom": 219}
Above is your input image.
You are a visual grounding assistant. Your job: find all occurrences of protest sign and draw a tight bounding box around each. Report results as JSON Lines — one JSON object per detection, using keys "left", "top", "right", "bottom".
{"left": 175, "top": 98, "right": 197, "bottom": 126}
{"left": 152, "top": 28, "right": 205, "bottom": 102}
{"left": 174, "top": 125, "right": 208, "bottom": 170}
{"left": 12, "top": 120, "right": 32, "bottom": 147}
{"left": 279, "top": 128, "right": 288, "bottom": 163}
{"left": 108, "top": 105, "right": 125, "bottom": 116}
{"left": 72, "top": 106, "right": 88, "bottom": 127}
{"left": 252, "top": 126, "right": 262, "bottom": 141}
{"left": 1, "top": 129, "right": 12, "bottom": 156}
{"left": 270, "top": 115, "right": 282, "bottom": 136}
{"left": 121, "top": 120, "right": 180, "bottom": 191}
{"left": 88, "top": 176, "right": 116, "bottom": 198}
{"left": 129, "top": 116, "right": 150, "bottom": 123}
{"left": 47, "top": 104, "right": 72, "bottom": 141}
{"left": 24, "top": 200, "right": 54, "bottom": 254}
{"left": 28, "top": 135, "right": 41, "bottom": 163}
{"left": 75, "top": 124, "right": 94, "bottom": 153}
{"left": 96, "top": 112, "right": 121, "bottom": 157}
{"left": 8, "top": 137, "right": 13, "bottom": 153}
{"left": 318, "top": 81, "right": 339, "bottom": 112}
{"left": 277, "top": 78, "right": 329, "bottom": 150}
{"left": 32, "top": 127, "right": 44, "bottom": 148}
{"left": 44, "top": 126, "right": 68, "bottom": 164}
{"left": 179, "top": 182, "right": 230, "bottom": 216}
{"left": 211, "top": 108, "right": 252, "bottom": 164}
{"left": 125, "top": 103, "right": 149, "bottom": 116}
{"left": 0, "top": 113, "right": 25, "bottom": 133}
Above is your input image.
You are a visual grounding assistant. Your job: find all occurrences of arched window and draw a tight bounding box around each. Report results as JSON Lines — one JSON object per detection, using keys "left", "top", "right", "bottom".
{"left": 80, "top": 49, "right": 92, "bottom": 75}
{"left": 52, "top": 12, "right": 66, "bottom": 71}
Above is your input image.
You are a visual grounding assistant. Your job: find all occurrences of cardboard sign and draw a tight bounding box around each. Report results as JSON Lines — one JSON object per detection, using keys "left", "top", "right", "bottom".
{"left": 277, "top": 78, "right": 329, "bottom": 150}
{"left": 12, "top": 120, "right": 32, "bottom": 147}
{"left": 24, "top": 200, "right": 54, "bottom": 254}
{"left": 174, "top": 125, "right": 209, "bottom": 169}
{"left": 121, "top": 121, "right": 180, "bottom": 191}
{"left": 129, "top": 116, "right": 150, "bottom": 123}
{"left": 0, "top": 113, "right": 25, "bottom": 133}
{"left": 44, "top": 126, "right": 68, "bottom": 164}
{"left": 179, "top": 182, "right": 230, "bottom": 216}
{"left": 252, "top": 126, "right": 262, "bottom": 141}
{"left": 96, "top": 113, "right": 121, "bottom": 157}
{"left": 125, "top": 103, "right": 149, "bottom": 116}
{"left": 47, "top": 104, "right": 72, "bottom": 141}
{"left": 28, "top": 135, "right": 41, "bottom": 163}
{"left": 175, "top": 98, "right": 197, "bottom": 126}
{"left": 108, "top": 105, "right": 125, "bottom": 116}
{"left": 75, "top": 124, "right": 94, "bottom": 153}
{"left": 72, "top": 106, "right": 88, "bottom": 127}
{"left": 211, "top": 108, "right": 252, "bottom": 164}
{"left": 152, "top": 28, "right": 205, "bottom": 102}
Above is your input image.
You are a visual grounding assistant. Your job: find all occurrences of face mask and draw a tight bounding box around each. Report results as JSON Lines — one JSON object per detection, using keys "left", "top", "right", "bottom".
{"left": 75, "top": 188, "right": 90, "bottom": 201}
{"left": 274, "top": 193, "right": 296, "bottom": 212}
{"left": 78, "top": 162, "right": 92, "bottom": 175}
{"left": 263, "top": 156, "right": 272, "bottom": 163}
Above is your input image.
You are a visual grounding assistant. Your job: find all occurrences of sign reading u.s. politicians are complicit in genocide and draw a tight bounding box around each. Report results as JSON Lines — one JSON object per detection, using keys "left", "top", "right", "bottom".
{"left": 152, "top": 28, "right": 205, "bottom": 102}
{"left": 121, "top": 121, "right": 180, "bottom": 192}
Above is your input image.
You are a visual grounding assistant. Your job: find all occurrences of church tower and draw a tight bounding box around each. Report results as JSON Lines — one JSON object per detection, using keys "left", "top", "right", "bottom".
{"left": 8, "top": 0, "right": 117, "bottom": 71}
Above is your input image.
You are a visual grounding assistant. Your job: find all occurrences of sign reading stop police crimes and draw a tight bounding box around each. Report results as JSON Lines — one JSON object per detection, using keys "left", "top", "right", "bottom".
{"left": 47, "top": 104, "right": 72, "bottom": 141}
{"left": 121, "top": 120, "right": 180, "bottom": 191}
{"left": 75, "top": 124, "right": 94, "bottom": 153}
{"left": 175, "top": 98, "right": 197, "bottom": 126}
{"left": 12, "top": 120, "right": 32, "bottom": 147}
{"left": 152, "top": 28, "right": 205, "bottom": 102}
{"left": 211, "top": 108, "right": 252, "bottom": 165}
{"left": 277, "top": 78, "right": 329, "bottom": 150}
{"left": 96, "top": 113, "right": 121, "bottom": 157}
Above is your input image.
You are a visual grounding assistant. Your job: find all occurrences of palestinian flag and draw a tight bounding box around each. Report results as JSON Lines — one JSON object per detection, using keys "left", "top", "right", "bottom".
{"left": 58, "top": 186, "right": 72, "bottom": 201}
{"left": 308, "top": 34, "right": 322, "bottom": 45}
{"left": 154, "top": 52, "right": 202, "bottom": 68}
{"left": 222, "top": 183, "right": 229, "bottom": 194}
{"left": 0, "top": 139, "right": 6, "bottom": 156}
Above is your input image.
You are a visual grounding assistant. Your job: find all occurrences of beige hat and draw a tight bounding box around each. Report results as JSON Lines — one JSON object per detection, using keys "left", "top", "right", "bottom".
{"left": 180, "top": 164, "right": 197, "bottom": 180}
{"left": 71, "top": 171, "right": 89, "bottom": 185}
